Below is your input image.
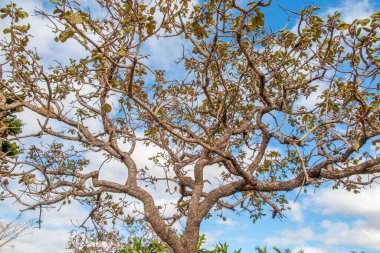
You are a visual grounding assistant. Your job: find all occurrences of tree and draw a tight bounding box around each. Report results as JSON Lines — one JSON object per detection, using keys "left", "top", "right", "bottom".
{"left": 68, "top": 217, "right": 165, "bottom": 253}
{"left": 0, "top": 0, "right": 379, "bottom": 252}
{"left": 68, "top": 228, "right": 131, "bottom": 253}
{"left": 255, "top": 246, "right": 304, "bottom": 253}
{"left": 68, "top": 229, "right": 244, "bottom": 253}
{"left": 0, "top": 79, "right": 23, "bottom": 200}
{"left": 68, "top": 228, "right": 302, "bottom": 253}
{"left": 0, "top": 219, "right": 32, "bottom": 248}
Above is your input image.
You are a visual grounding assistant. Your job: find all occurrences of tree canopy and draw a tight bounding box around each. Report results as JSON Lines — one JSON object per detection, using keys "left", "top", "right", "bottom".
{"left": 0, "top": 0, "right": 379, "bottom": 252}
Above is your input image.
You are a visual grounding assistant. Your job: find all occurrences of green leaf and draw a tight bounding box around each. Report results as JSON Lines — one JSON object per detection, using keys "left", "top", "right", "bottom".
{"left": 50, "top": 0, "right": 59, "bottom": 3}
{"left": 370, "top": 11, "right": 380, "bottom": 19}
{"left": 353, "top": 141, "right": 360, "bottom": 151}
{"left": 337, "top": 23, "right": 350, "bottom": 30}
{"left": 248, "top": 8, "right": 264, "bottom": 31}
{"left": 149, "top": 7, "right": 155, "bottom": 15}
{"left": 3, "top": 28, "right": 11, "bottom": 34}
{"left": 103, "top": 103, "right": 112, "bottom": 113}
{"left": 117, "top": 49, "right": 127, "bottom": 57}
{"left": 358, "top": 18, "right": 370, "bottom": 26}
{"left": 58, "top": 28, "right": 74, "bottom": 42}
{"left": 2, "top": 179, "right": 9, "bottom": 186}
{"left": 53, "top": 8, "right": 62, "bottom": 14}
{"left": 15, "top": 106, "right": 24, "bottom": 112}
{"left": 2, "top": 141, "right": 20, "bottom": 156}
{"left": 66, "top": 12, "right": 83, "bottom": 24}
{"left": 17, "top": 10, "right": 28, "bottom": 19}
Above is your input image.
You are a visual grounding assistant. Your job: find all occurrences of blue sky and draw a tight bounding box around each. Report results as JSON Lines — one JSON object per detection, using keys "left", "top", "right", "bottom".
{"left": 1, "top": 0, "right": 380, "bottom": 253}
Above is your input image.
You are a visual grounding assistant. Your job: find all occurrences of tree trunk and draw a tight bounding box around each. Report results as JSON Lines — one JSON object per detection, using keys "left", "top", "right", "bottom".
{"left": 180, "top": 219, "right": 201, "bottom": 253}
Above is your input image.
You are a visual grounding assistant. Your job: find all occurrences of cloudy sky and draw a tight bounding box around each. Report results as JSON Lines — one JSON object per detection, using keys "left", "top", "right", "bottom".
{"left": 1, "top": 0, "right": 380, "bottom": 253}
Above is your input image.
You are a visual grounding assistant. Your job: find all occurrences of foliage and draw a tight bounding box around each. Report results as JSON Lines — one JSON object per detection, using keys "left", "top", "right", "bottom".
{"left": 0, "top": 87, "right": 23, "bottom": 200}
{"left": 69, "top": 228, "right": 130, "bottom": 253}
{"left": 120, "top": 238, "right": 168, "bottom": 253}
{"left": 119, "top": 243, "right": 304, "bottom": 253}
{"left": 69, "top": 229, "right": 304, "bottom": 253}
{"left": 68, "top": 220, "right": 165, "bottom": 253}
{"left": 0, "top": 91, "right": 23, "bottom": 157}
{"left": 255, "top": 246, "right": 304, "bottom": 253}
{"left": 126, "top": 244, "right": 297, "bottom": 253}
{"left": 0, "top": 1, "right": 379, "bottom": 253}
{"left": 69, "top": 229, "right": 244, "bottom": 253}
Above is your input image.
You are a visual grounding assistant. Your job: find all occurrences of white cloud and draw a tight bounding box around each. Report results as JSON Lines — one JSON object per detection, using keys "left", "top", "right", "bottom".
{"left": 0, "top": 200, "right": 88, "bottom": 253}
{"left": 306, "top": 184, "right": 380, "bottom": 251}
{"left": 265, "top": 184, "right": 380, "bottom": 251}
{"left": 202, "top": 229, "right": 225, "bottom": 249}
{"left": 143, "top": 36, "right": 186, "bottom": 71}
{"left": 292, "top": 246, "right": 328, "bottom": 253}
{"left": 287, "top": 202, "right": 304, "bottom": 223}
{"left": 309, "top": 184, "right": 380, "bottom": 223}
{"left": 264, "top": 228, "right": 315, "bottom": 247}
{"left": 0, "top": 0, "right": 88, "bottom": 65}
{"left": 319, "top": 219, "right": 380, "bottom": 250}
{"left": 294, "top": 81, "right": 327, "bottom": 111}
{"left": 216, "top": 217, "right": 238, "bottom": 228}
{"left": 324, "top": 0, "right": 375, "bottom": 23}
